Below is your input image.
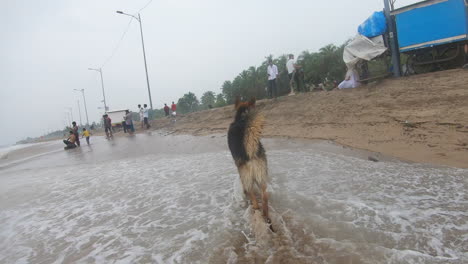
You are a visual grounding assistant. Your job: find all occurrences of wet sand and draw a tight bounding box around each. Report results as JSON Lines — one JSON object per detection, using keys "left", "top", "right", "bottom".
{"left": 150, "top": 69, "right": 468, "bottom": 168}
{"left": 1, "top": 133, "right": 467, "bottom": 263}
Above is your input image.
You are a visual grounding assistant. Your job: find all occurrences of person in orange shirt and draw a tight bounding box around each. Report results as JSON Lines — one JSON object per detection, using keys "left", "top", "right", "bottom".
{"left": 171, "top": 101, "right": 177, "bottom": 114}
{"left": 171, "top": 101, "right": 177, "bottom": 122}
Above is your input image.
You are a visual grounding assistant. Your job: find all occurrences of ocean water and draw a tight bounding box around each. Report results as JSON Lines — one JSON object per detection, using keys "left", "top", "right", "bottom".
{"left": 0, "top": 133, "right": 466, "bottom": 264}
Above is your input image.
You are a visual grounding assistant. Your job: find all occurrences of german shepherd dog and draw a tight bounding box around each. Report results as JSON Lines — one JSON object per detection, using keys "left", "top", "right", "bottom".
{"left": 228, "top": 97, "right": 270, "bottom": 223}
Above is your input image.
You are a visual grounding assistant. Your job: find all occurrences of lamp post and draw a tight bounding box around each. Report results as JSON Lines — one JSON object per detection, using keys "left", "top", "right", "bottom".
{"left": 65, "top": 112, "right": 71, "bottom": 127}
{"left": 66, "top": 107, "right": 74, "bottom": 123}
{"left": 77, "top": 99, "right": 83, "bottom": 126}
{"left": 116, "top": 10, "right": 153, "bottom": 109}
{"left": 88, "top": 68, "right": 108, "bottom": 112}
{"left": 74, "top": 89, "right": 90, "bottom": 126}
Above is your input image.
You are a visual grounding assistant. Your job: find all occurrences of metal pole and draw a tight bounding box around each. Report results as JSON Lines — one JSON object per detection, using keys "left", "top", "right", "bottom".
{"left": 384, "top": 0, "right": 401, "bottom": 77}
{"left": 138, "top": 13, "right": 153, "bottom": 109}
{"left": 77, "top": 100, "right": 83, "bottom": 126}
{"left": 65, "top": 114, "right": 69, "bottom": 127}
{"left": 67, "top": 111, "right": 72, "bottom": 126}
{"left": 67, "top": 107, "right": 74, "bottom": 123}
{"left": 81, "top": 89, "right": 90, "bottom": 126}
{"left": 99, "top": 69, "right": 108, "bottom": 112}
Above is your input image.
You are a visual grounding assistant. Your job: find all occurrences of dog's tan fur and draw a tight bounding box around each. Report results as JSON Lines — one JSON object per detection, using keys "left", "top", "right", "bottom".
{"left": 228, "top": 98, "right": 270, "bottom": 221}
{"left": 243, "top": 111, "right": 265, "bottom": 160}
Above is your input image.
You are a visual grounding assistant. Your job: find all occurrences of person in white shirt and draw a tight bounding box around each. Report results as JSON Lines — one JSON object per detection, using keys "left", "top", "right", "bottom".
{"left": 138, "top": 104, "right": 144, "bottom": 128}
{"left": 143, "top": 104, "right": 150, "bottom": 129}
{"left": 267, "top": 58, "right": 279, "bottom": 98}
{"left": 286, "top": 54, "right": 300, "bottom": 95}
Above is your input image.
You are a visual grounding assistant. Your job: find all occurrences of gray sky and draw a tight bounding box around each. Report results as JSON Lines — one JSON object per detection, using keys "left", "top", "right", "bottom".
{"left": 0, "top": 0, "right": 419, "bottom": 145}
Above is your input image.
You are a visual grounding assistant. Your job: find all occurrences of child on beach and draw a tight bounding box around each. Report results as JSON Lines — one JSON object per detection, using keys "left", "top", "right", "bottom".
{"left": 81, "top": 128, "right": 91, "bottom": 145}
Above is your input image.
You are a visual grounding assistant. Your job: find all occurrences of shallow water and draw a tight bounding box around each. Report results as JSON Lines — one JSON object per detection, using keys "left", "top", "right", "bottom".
{"left": 0, "top": 133, "right": 467, "bottom": 263}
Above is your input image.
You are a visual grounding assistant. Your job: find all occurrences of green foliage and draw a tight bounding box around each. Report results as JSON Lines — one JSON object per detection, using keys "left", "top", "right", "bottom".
{"left": 298, "top": 43, "right": 347, "bottom": 85}
{"left": 215, "top": 93, "right": 227, "bottom": 107}
{"left": 219, "top": 43, "right": 347, "bottom": 102}
{"left": 142, "top": 41, "right": 350, "bottom": 121}
{"left": 149, "top": 108, "right": 165, "bottom": 119}
{"left": 177, "top": 92, "right": 199, "bottom": 114}
{"left": 200, "top": 91, "right": 216, "bottom": 109}
{"left": 131, "top": 112, "right": 140, "bottom": 121}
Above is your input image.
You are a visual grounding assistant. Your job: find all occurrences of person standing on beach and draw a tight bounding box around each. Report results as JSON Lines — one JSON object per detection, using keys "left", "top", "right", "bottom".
{"left": 81, "top": 128, "right": 91, "bottom": 145}
{"left": 286, "top": 54, "right": 300, "bottom": 95}
{"left": 164, "top": 103, "right": 170, "bottom": 117}
{"left": 171, "top": 101, "right": 177, "bottom": 122}
{"left": 138, "top": 104, "right": 144, "bottom": 129}
{"left": 125, "top": 110, "right": 134, "bottom": 134}
{"left": 267, "top": 58, "right": 279, "bottom": 98}
{"left": 72, "top": 121, "right": 80, "bottom": 146}
{"left": 103, "top": 114, "right": 113, "bottom": 138}
{"left": 171, "top": 101, "right": 177, "bottom": 114}
{"left": 143, "top": 104, "right": 150, "bottom": 129}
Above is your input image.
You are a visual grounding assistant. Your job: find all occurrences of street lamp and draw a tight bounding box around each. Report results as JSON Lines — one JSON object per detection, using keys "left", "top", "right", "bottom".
{"left": 65, "top": 107, "right": 74, "bottom": 123}
{"left": 116, "top": 10, "right": 154, "bottom": 109}
{"left": 88, "top": 68, "right": 108, "bottom": 112}
{"left": 76, "top": 99, "right": 83, "bottom": 126}
{"left": 64, "top": 111, "right": 71, "bottom": 126}
{"left": 74, "top": 89, "right": 90, "bottom": 126}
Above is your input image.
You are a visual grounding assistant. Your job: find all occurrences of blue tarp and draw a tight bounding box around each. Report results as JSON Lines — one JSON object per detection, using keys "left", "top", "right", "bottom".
{"left": 358, "top": 11, "right": 387, "bottom": 38}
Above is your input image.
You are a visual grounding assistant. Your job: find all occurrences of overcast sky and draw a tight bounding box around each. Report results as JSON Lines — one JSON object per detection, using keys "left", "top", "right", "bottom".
{"left": 0, "top": 0, "right": 419, "bottom": 145}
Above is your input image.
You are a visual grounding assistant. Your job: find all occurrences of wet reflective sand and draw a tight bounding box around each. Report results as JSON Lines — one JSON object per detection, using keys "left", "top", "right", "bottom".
{"left": 0, "top": 133, "right": 467, "bottom": 263}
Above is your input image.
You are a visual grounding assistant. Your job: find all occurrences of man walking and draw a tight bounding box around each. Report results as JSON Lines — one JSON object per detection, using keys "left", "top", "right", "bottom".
{"left": 164, "top": 103, "right": 170, "bottom": 117}
{"left": 171, "top": 101, "right": 177, "bottom": 114}
{"left": 143, "top": 104, "right": 150, "bottom": 129}
{"left": 72, "top": 121, "right": 80, "bottom": 146}
{"left": 125, "top": 110, "right": 134, "bottom": 134}
{"left": 138, "top": 104, "right": 144, "bottom": 129}
{"left": 103, "top": 114, "right": 113, "bottom": 138}
{"left": 171, "top": 101, "right": 177, "bottom": 123}
{"left": 267, "top": 58, "right": 279, "bottom": 98}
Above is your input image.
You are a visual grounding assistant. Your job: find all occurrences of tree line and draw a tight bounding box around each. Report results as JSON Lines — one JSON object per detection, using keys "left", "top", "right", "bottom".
{"left": 152, "top": 42, "right": 348, "bottom": 117}
{"left": 26, "top": 41, "right": 349, "bottom": 142}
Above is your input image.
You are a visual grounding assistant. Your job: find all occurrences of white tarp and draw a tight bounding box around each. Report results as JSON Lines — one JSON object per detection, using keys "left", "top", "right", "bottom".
{"left": 343, "top": 34, "right": 387, "bottom": 69}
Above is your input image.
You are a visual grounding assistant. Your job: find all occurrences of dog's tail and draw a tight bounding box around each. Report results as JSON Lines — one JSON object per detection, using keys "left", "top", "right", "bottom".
{"left": 243, "top": 109, "right": 265, "bottom": 159}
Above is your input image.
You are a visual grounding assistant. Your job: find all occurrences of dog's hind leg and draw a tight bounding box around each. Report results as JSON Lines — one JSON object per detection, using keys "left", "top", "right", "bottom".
{"left": 261, "top": 183, "right": 269, "bottom": 219}
{"left": 248, "top": 191, "right": 260, "bottom": 210}
{"left": 261, "top": 183, "right": 274, "bottom": 231}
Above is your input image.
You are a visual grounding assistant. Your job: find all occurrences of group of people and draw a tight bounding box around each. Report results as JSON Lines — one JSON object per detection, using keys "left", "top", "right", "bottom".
{"left": 138, "top": 104, "right": 150, "bottom": 130}
{"left": 63, "top": 121, "right": 91, "bottom": 149}
{"left": 123, "top": 109, "right": 136, "bottom": 134}
{"left": 64, "top": 101, "right": 178, "bottom": 148}
{"left": 105, "top": 101, "right": 177, "bottom": 138}
{"left": 163, "top": 102, "right": 177, "bottom": 118}
{"left": 266, "top": 54, "right": 302, "bottom": 99}
{"left": 267, "top": 54, "right": 361, "bottom": 96}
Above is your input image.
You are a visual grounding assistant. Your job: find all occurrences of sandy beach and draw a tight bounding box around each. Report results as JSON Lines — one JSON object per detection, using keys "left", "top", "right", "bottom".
{"left": 150, "top": 69, "right": 468, "bottom": 168}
